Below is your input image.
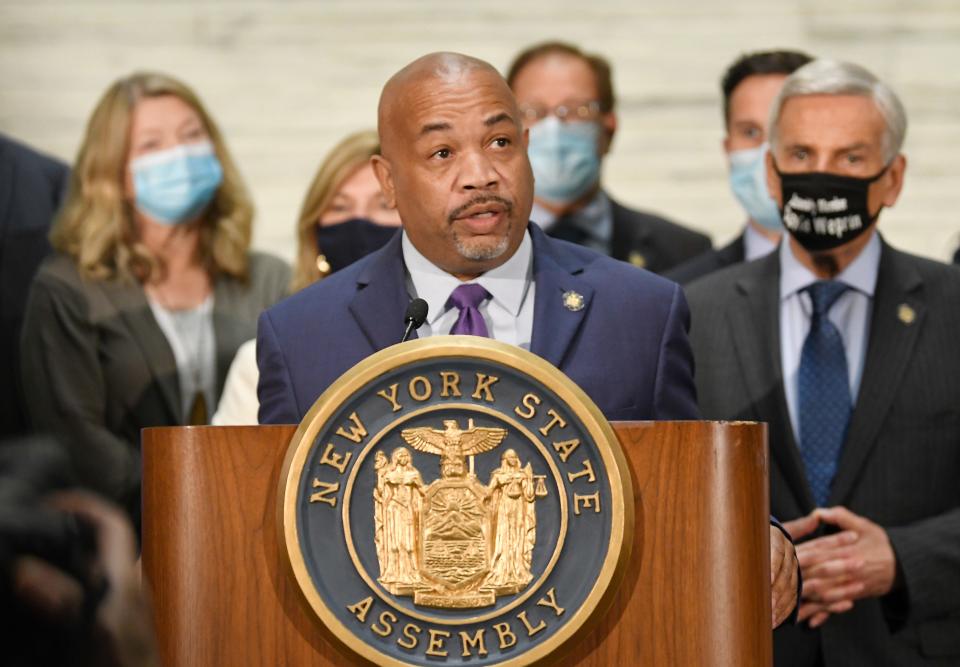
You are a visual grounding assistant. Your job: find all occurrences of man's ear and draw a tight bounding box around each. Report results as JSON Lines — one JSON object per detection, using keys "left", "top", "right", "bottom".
{"left": 880, "top": 154, "right": 907, "bottom": 208}
{"left": 371, "top": 154, "right": 396, "bottom": 208}
{"left": 599, "top": 111, "right": 617, "bottom": 156}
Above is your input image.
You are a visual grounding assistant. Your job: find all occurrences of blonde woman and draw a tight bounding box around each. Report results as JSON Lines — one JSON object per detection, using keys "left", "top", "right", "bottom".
{"left": 212, "top": 130, "right": 400, "bottom": 425}
{"left": 20, "top": 72, "right": 290, "bottom": 526}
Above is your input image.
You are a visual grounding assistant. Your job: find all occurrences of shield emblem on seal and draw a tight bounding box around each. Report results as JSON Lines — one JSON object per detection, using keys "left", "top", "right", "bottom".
{"left": 420, "top": 480, "right": 489, "bottom": 592}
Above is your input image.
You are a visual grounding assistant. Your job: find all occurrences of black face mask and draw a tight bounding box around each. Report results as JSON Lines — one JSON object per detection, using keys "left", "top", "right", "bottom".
{"left": 314, "top": 218, "right": 398, "bottom": 275}
{"left": 775, "top": 162, "right": 887, "bottom": 252}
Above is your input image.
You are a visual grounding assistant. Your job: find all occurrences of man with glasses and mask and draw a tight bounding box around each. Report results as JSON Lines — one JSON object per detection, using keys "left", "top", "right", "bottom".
{"left": 687, "top": 59, "right": 960, "bottom": 666}
{"left": 506, "top": 41, "right": 712, "bottom": 274}
{"left": 667, "top": 49, "right": 812, "bottom": 285}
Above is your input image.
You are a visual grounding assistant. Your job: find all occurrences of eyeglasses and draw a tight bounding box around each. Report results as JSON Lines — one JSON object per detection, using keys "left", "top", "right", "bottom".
{"left": 518, "top": 101, "right": 603, "bottom": 124}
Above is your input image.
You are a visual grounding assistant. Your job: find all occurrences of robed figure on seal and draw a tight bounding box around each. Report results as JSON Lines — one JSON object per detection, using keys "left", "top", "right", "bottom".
{"left": 484, "top": 449, "right": 537, "bottom": 592}
{"left": 374, "top": 448, "right": 424, "bottom": 592}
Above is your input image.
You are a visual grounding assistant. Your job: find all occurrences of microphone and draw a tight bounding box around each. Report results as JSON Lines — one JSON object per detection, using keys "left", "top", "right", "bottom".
{"left": 400, "top": 298, "right": 429, "bottom": 343}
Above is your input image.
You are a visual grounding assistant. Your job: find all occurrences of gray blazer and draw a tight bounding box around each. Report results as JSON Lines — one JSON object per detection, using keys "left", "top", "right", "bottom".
{"left": 20, "top": 251, "right": 290, "bottom": 525}
{"left": 686, "top": 242, "right": 960, "bottom": 665}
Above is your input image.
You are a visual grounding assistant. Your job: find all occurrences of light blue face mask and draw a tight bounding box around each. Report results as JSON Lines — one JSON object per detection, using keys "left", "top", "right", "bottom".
{"left": 728, "top": 143, "right": 782, "bottom": 232}
{"left": 527, "top": 116, "right": 601, "bottom": 205}
{"left": 131, "top": 140, "right": 224, "bottom": 225}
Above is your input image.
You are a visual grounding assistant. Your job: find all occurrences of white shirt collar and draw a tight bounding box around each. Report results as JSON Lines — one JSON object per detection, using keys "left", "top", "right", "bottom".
{"left": 743, "top": 222, "right": 779, "bottom": 262}
{"left": 402, "top": 228, "right": 534, "bottom": 325}
{"left": 780, "top": 229, "right": 882, "bottom": 301}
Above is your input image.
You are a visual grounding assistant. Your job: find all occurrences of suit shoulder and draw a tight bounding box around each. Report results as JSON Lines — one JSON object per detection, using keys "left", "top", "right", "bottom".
{"left": 580, "top": 249, "right": 682, "bottom": 304}
{"left": 664, "top": 248, "right": 724, "bottom": 285}
{"left": 246, "top": 251, "right": 292, "bottom": 294}
{"left": 248, "top": 250, "right": 290, "bottom": 279}
{"left": 893, "top": 247, "right": 960, "bottom": 276}
{"left": 611, "top": 200, "right": 711, "bottom": 246}
{"left": 0, "top": 134, "right": 68, "bottom": 176}
{"left": 264, "top": 254, "right": 365, "bottom": 328}
{"left": 684, "top": 255, "right": 762, "bottom": 308}
{"left": 27, "top": 254, "right": 112, "bottom": 318}
{"left": 33, "top": 252, "right": 85, "bottom": 288}
{"left": 887, "top": 246, "right": 960, "bottom": 294}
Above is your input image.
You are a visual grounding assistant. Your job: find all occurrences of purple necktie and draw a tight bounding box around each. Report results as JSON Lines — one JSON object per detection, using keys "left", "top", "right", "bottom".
{"left": 447, "top": 284, "right": 490, "bottom": 337}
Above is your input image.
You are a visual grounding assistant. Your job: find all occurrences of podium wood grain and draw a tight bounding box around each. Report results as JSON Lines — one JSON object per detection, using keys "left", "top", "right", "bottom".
{"left": 142, "top": 421, "right": 771, "bottom": 666}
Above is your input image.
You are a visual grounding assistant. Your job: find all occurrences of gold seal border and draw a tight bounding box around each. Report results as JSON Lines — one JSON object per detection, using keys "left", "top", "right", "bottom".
{"left": 279, "top": 336, "right": 635, "bottom": 667}
{"left": 340, "top": 402, "right": 569, "bottom": 626}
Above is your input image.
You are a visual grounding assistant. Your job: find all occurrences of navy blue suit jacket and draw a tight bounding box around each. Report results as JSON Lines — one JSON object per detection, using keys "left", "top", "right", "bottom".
{"left": 0, "top": 134, "right": 69, "bottom": 437}
{"left": 257, "top": 224, "right": 699, "bottom": 424}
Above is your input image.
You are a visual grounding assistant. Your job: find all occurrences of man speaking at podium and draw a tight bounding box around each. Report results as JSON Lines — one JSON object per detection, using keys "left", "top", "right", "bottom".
{"left": 256, "top": 52, "right": 798, "bottom": 626}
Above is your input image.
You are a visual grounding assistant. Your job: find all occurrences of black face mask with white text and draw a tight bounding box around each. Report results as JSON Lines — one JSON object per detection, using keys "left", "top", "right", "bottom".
{"left": 775, "top": 162, "right": 888, "bottom": 252}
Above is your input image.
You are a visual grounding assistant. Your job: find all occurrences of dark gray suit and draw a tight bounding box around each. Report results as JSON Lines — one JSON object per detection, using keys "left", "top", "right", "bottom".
{"left": 0, "top": 135, "right": 69, "bottom": 437}
{"left": 686, "top": 241, "right": 960, "bottom": 665}
{"left": 20, "top": 252, "right": 289, "bottom": 525}
{"left": 608, "top": 198, "right": 713, "bottom": 274}
{"left": 664, "top": 233, "right": 746, "bottom": 285}
{"left": 548, "top": 195, "right": 712, "bottom": 274}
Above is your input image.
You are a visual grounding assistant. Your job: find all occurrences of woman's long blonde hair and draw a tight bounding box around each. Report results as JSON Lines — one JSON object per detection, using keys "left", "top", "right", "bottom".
{"left": 290, "top": 130, "right": 381, "bottom": 292}
{"left": 51, "top": 71, "right": 253, "bottom": 283}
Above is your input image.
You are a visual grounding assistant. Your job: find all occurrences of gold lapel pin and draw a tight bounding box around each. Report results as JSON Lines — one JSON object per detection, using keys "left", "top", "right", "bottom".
{"left": 897, "top": 303, "right": 916, "bottom": 325}
{"left": 562, "top": 290, "right": 585, "bottom": 312}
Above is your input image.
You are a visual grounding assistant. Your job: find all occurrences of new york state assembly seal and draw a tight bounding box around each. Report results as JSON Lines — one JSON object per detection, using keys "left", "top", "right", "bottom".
{"left": 279, "top": 337, "right": 634, "bottom": 666}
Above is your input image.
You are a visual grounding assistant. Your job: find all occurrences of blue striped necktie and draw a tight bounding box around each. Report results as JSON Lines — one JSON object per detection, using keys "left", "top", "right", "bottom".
{"left": 798, "top": 280, "right": 852, "bottom": 507}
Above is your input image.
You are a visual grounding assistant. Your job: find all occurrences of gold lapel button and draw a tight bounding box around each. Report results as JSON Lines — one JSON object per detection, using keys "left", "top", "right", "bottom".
{"left": 562, "top": 290, "right": 585, "bottom": 312}
{"left": 628, "top": 251, "right": 646, "bottom": 269}
{"left": 897, "top": 303, "right": 915, "bottom": 325}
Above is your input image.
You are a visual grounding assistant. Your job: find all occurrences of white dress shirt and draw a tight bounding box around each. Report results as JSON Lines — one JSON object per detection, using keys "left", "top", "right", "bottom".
{"left": 743, "top": 222, "right": 779, "bottom": 262}
{"left": 211, "top": 338, "right": 259, "bottom": 425}
{"left": 148, "top": 294, "right": 217, "bottom": 422}
{"left": 402, "top": 229, "right": 535, "bottom": 349}
{"left": 780, "top": 232, "right": 881, "bottom": 441}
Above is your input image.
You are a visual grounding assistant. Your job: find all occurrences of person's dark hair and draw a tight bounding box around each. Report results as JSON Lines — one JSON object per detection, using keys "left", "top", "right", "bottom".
{"left": 721, "top": 49, "right": 814, "bottom": 126}
{"left": 506, "top": 41, "right": 616, "bottom": 113}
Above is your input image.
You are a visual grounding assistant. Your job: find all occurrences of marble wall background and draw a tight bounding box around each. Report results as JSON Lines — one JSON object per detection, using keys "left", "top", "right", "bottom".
{"left": 2, "top": 0, "right": 958, "bottom": 263}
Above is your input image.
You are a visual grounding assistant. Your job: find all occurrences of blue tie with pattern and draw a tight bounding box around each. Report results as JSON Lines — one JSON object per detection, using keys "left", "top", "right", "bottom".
{"left": 798, "top": 280, "right": 852, "bottom": 507}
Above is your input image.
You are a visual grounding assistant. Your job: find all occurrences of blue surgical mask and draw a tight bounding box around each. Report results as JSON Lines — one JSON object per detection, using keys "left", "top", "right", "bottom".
{"left": 728, "top": 143, "right": 782, "bottom": 232}
{"left": 131, "top": 141, "right": 223, "bottom": 225}
{"left": 527, "top": 116, "right": 601, "bottom": 205}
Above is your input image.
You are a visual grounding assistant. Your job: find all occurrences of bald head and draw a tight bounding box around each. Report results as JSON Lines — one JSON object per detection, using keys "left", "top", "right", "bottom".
{"left": 369, "top": 51, "right": 534, "bottom": 280}
{"left": 378, "top": 52, "right": 518, "bottom": 157}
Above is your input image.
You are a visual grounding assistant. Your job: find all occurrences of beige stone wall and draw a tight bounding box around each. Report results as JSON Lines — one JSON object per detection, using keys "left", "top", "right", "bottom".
{"left": 2, "top": 0, "right": 958, "bottom": 263}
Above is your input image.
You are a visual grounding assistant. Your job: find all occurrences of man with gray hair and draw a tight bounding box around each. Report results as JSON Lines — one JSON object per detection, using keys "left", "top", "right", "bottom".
{"left": 687, "top": 59, "right": 960, "bottom": 666}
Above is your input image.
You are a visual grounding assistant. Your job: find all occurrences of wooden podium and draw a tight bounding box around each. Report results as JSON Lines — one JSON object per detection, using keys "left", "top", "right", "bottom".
{"left": 142, "top": 422, "right": 771, "bottom": 666}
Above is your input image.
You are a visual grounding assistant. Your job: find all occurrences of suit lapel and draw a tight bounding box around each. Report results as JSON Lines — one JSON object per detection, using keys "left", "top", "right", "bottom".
{"left": 718, "top": 234, "right": 746, "bottom": 266}
{"left": 828, "top": 243, "right": 925, "bottom": 505}
{"left": 100, "top": 279, "right": 182, "bottom": 423}
{"left": 728, "top": 252, "right": 816, "bottom": 509}
{"left": 528, "top": 225, "right": 594, "bottom": 368}
{"left": 348, "top": 232, "right": 411, "bottom": 352}
{"left": 609, "top": 197, "right": 647, "bottom": 264}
